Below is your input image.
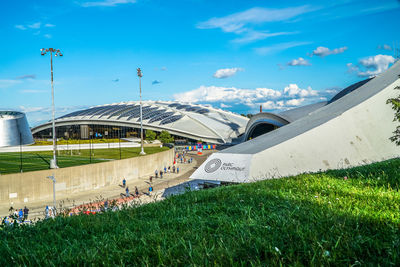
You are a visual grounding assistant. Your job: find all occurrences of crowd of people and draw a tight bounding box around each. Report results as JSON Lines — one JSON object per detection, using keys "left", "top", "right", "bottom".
{"left": 2, "top": 206, "right": 30, "bottom": 225}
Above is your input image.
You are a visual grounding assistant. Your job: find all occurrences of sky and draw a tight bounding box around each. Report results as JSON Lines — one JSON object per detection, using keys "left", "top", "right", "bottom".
{"left": 1, "top": 0, "right": 399, "bottom": 126}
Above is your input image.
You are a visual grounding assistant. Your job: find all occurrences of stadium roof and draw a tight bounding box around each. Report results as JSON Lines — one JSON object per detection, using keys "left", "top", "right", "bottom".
{"left": 31, "top": 101, "right": 249, "bottom": 144}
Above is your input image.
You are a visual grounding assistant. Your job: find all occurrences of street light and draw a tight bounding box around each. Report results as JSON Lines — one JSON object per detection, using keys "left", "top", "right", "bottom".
{"left": 46, "top": 175, "right": 57, "bottom": 212}
{"left": 137, "top": 68, "right": 146, "bottom": 155}
{"left": 41, "top": 48, "right": 63, "bottom": 168}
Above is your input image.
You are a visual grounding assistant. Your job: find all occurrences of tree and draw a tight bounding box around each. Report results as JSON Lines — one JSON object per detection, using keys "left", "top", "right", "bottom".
{"left": 159, "top": 130, "right": 174, "bottom": 144}
{"left": 146, "top": 130, "right": 156, "bottom": 142}
{"left": 387, "top": 86, "right": 400, "bottom": 145}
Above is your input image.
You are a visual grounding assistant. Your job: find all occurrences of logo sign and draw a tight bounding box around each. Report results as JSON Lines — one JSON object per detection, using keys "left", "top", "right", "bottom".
{"left": 204, "top": 158, "right": 222, "bottom": 173}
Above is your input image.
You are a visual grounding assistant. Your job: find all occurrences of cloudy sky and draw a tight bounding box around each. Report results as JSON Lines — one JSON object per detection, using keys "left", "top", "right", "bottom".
{"left": 1, "top": 0, "right": 399, "bottom": 125}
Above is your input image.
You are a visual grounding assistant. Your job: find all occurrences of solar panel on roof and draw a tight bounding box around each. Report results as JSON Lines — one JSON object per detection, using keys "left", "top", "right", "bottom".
{"left": 117, "top": 106, "right": 140, "bottom": 119}
{"left": 175, "top": 105, "right": 190, "bottom": 110}
{"left": 108, "top": 105, "right": 138, "bottom": 119}
{"left": 168, "top": 103, "right": 180, "bottom": 107}
{"left": 127, "top": 106, "right": 158, "bottom": 120}
{"left": 196, "top": 108, "right": 209, "bottom": 114}
{"left": 98, "top": 105, "right": 127, "bottom": 118}
{"left": 185, "top": 106, "right": 202, "bottom": 112}
{"left": 160, "top": 115, "right": 183, "bottom": 125}
{"left": 148, "top": 112, "right": 174, "bottom": 123}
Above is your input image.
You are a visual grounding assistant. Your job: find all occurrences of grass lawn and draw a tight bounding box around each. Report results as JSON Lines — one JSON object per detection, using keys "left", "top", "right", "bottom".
{"left": 0, "top": 146, "right": 169, "bottom": 174}
{"left": 1, "top": 158, "right": 399, "bottom": 265}
{"left": 33, "top": 138, "right": 128, "bottom": 146}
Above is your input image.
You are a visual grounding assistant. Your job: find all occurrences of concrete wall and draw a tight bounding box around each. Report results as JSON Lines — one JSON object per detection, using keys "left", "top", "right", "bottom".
{"left": 0, "top": 149, "right": 174, "bottom": 206}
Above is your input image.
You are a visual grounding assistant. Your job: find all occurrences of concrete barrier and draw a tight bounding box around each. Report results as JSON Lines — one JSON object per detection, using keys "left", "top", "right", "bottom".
{"left": 0, "top": 149, "right": 174, "bottom": 206}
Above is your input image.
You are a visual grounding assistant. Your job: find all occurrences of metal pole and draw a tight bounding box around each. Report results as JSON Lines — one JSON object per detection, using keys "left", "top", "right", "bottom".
{"left": 139, "top": 75, "right": 145, "bottom": 155}
{"left": 19, "top": 132, "right": 22, "bottom": 173}
{"left": 53, "top": 175, "right": 56, "bottom": 210}
{"left": 50, "top": 51, "right": 57, "bottom": 168}
{"left": 119, "top": 129, "right": 121, "bottom": 159}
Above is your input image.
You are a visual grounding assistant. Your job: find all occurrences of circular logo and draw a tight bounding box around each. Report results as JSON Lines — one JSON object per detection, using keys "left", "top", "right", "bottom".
{"left": 204, "top": 158, "right": 222, "bottom": 173}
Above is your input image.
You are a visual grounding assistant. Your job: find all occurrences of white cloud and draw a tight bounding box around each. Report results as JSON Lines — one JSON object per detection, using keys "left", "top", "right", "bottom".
{"left": 174, "top": 86, "right": 282, "bottom": 104}
{"left": 287, "top": 57, "right": 311, "bottom": 66}
{"left": 220, "top": 103, "right": 231, "bottom": 108}
{"left": 357, "top": 54, "right": 395, "bottom": 77}
{"left": 231, "top": 30, "right": 295, "bottom": 44}
{"left": 80, "top": 0, "right": 136, "bottom": 7}
{"left": 28, "top": 22, "right": 41, "bottom": 29}
{"left": 197, "top": 6, "right": 314, "bottom": 33}
{"left": 15, "top": 25, "right": 26, "bottom": 30}
{"left": 255, "top": 41, "right": 311, "bottom": 55}
{"left": 286, "top": 98, "right": 305, "bottom": 106}
{"left": 311, "top": 46, "right": 347, "bottom": 57}
{"left": 20, "top": 90, "right": 47, "bottom": 93}
{"left": 283, "top": 84, "right": 317, "bottom": 97}
{"left": 347, "top": 55, "right": 395, "bottom": 77}
{"left": 197, "top": 6, "right": 314, "bottom": 45}
{"left": 174, "top": 84, "right": 336, "bottom": 114}
{"left": 44, "top": 23, "right": 56, "bottom": 28}
{"left": 0, "top": 79, "right": 22, "bottom": 88}
{"left": 213, "top": 68, "right": 244, "bottom": 79}
{"left": 18, "top": 106, "right": 47, "bottom": 113}
{"left": 44, "top": 34, "right": 52, "bottom": 39}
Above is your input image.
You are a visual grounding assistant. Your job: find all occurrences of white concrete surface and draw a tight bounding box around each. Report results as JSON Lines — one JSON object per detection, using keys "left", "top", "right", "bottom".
{"left": 191, "top": 61, "right": 400, "bottom": 182}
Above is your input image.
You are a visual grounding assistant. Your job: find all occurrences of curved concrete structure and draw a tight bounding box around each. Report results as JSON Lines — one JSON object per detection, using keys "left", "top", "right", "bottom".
{"left": 244, "top": 113, "right": 289, "bottom": 141}
{"left": 32, "top": 101, "right": 249, "bottom": 144}
{"left": 0, "top": 111, "right": 34, "bottom": 147}
{"left": 191, "top": 61, "right": 400, "bottom": 182}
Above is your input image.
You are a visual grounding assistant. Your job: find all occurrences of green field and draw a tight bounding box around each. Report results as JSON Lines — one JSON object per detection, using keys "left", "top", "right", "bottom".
{"left": 0, "top": 146, "right": 169, "bottom": 174}
{"left": 1, "top": 158, "right": 399, "bottom": 265}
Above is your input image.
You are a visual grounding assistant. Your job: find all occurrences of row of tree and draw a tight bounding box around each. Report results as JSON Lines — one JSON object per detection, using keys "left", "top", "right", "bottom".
{"left": 145, "top": 130, "right": 174, "bottom": 144}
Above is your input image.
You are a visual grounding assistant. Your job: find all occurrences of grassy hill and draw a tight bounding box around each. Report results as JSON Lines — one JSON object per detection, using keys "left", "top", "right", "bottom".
{"left": 1, "top": 158, "right": 399, "bottom": 265}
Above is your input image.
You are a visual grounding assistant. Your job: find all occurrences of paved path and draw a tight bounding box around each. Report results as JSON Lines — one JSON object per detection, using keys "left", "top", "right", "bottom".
{"left": 0, "top": 150, "right": 214, "bottom": 220}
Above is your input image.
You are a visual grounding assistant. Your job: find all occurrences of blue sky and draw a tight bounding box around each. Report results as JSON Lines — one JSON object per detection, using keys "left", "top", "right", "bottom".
{"left": 1, "top": 0, "right": 399, "bottom": 125}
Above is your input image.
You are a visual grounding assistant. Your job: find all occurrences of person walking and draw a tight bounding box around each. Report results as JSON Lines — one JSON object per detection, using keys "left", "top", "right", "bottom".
{"left": 125, "top": 186, "right": 130, "bottom": 197}
{"left": 164, "top": 166, "right": 167, "bottom": 173}
{"left": 23, "top": 206, "right": 29, "bottom": 220}
{"left": 122, "top": 178, "right": 126, "bottom": 188}
{"left": 160, "top": 170, "right": 163, "bottom": 178}
{"left": 18, "top": 209, "right": 23, "bottom": 221}
{"left": 150, "top": 176, "right": 153, "bottom": 183}
{"left": 173, "top": 165, "right": 176, "bottom": 173}
{"left": 149, "top": 185, "right": 153, "bottom": 195}
{"left": 155, "top": 169, "right": 158, "bottom": 178}
{"left": 168, "top": 166, "right": 171, "bottom": 173}
{"left": 177, "top": 166, "right": 179, "bottom": 174}
{"left": 135, "top": 186, "right": 139, "bottom": 197}
{"left": 104, "top": 199, "right": 109, "bottom": 211}
{"left": 45, "top": 206, "right": 50, "bottom": 219}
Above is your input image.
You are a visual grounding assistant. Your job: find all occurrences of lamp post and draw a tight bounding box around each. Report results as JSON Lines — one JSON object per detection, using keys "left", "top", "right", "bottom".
{"left": 46, "top": 175, "right": 57, "bottom": 212}
{"left": 41, "top": 48, "right": 63, "bottom": 168}
{"left": 137, "top": 68, "right": 146, "bottom": 155}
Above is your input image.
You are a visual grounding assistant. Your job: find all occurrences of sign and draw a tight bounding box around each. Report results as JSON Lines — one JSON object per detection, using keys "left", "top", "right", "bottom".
{"left": 190, "top": 153, "right": 253, "bottom": 183}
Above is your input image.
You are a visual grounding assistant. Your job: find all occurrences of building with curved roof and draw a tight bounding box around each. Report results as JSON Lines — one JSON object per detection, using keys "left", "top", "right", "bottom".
{"left": 32, "top": 101, "right": 249, "bottom": 144}
{"left": 0, "top": 111, "right": 34, "bottom": 147}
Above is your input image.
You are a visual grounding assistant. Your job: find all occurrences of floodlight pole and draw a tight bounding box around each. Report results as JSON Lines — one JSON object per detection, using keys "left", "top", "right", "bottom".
{"left": 41, "top": 48, "right": 63, "bottom": 169}
{"left": 47, "top": 175, "right": 56, "bottom": 211}
{"left": 137, "top": 68, "right": 146, "bottom": 155}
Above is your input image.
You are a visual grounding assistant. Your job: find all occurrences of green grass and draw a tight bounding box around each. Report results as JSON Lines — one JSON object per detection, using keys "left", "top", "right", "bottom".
{"left": 0, "top": 146, "right": 169, "bottom": 174}
{"left": 1, "top": 158, "right": 400, "bottom": 265}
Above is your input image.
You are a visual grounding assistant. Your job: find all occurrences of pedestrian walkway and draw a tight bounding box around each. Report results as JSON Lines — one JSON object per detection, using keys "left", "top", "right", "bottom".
{"left": 0, "top": 150, "right": 214, "bottom": 220}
